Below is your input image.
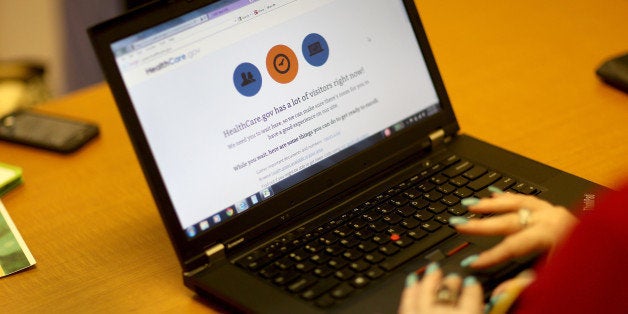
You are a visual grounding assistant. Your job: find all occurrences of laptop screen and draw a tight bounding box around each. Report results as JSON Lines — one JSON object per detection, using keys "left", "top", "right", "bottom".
{"left": 111, "top": 0, "right": 440, "bottom": 238}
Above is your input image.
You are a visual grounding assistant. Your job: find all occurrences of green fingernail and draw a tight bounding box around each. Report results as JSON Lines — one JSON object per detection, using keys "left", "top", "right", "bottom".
{"left": 488, "top": 185, "right": 504, "bottom": 194}
{"left": 483, "top": 294, "right": 504, "bottom": 314}
{"left": 425, "top": 262, "right": 439, "bottom": 274}
{"left": 461, "top": 197, "right": 480, "bottom": 206}
{"left": 489, "top": 293, "right": 504, "bottom": 304}
{"left": 463, "top": 276, "right": 478, "bottom": 287}
{"left": 445, "top": 272, "right": 460, "bottom": 279}
{"left": 460, "top": 254, "right": 479, "bottom": 268}
{"left": 405, "top": 273, "right": 418, "bottom": 287}
{"left": 449, "top": 216, "right": 469, "bottom": 225}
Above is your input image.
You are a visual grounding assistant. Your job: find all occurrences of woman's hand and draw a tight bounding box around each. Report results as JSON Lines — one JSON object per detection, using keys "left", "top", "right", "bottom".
{"left": 451, "top": 190, "right": 578, "bottom": 269}
{"left": 398, "top": 263, "right": 483, "bottom": 314}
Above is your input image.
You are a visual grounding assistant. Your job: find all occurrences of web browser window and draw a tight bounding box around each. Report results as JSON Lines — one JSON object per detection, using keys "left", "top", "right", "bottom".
{"left": 112, "top": 0, "right": 440, "bottom": 237}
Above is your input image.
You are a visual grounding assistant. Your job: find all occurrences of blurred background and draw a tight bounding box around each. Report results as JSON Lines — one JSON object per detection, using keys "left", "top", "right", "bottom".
{"left": 0, "top": 0, "right": 150, "bottom": 114}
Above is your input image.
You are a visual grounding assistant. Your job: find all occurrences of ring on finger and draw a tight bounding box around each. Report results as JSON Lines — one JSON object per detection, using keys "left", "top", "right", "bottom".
{"left": 435, "top": 284, "right": 458, "bottom": 305}
{"left": 518, "top": 208, "right": 532, "bottom": 228}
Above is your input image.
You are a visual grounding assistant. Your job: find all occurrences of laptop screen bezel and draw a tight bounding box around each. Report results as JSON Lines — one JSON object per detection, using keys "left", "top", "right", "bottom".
{"left": 89, "top": 0, "right": 459, "bottom": 270}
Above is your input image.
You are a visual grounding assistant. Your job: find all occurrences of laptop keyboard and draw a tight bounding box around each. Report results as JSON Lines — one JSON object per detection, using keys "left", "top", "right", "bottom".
{"left": 235, "top": 153, "right": 540, "bottom": 308}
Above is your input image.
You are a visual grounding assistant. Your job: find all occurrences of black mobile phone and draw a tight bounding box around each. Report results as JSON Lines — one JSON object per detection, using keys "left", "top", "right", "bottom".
{"left": 0, "top": 110, "right": 99, "bottom": 153}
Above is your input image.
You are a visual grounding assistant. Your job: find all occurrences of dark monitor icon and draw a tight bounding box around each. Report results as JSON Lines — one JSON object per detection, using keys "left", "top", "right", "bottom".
{"left": 307, "top": 41, "right": 324, "bottom": 56}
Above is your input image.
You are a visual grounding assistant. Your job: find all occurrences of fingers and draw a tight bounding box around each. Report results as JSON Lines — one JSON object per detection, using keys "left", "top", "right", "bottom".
{"left": 416, "top": 263, "right": 442, "bottom": 306}
{"left": 491, "top": 269, "right": 536, "bottom": 297}
{"left": 453, "top": 212, "right": 521, "bottom": 236}
{"left": 458, "top": 277, "right": 484, "bottom": 313}
{"left": 485, "top": 270, "right": 536, "bottom": 314}
{"left": 466, "top": 230, "right": 545, "bottom": 268}
{"left": 399, "top": 263, "right": 442, "bottom": 314}
{"left": 466, "top": 193, "right": 553, "bottom": 214}
{"left": 400, "top": 263, "right": 484, "bottom": 314}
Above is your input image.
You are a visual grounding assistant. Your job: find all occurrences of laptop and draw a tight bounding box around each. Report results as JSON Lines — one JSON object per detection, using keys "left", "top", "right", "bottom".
{"left": 89, "top": 0, "right": 602, "bottom": 312}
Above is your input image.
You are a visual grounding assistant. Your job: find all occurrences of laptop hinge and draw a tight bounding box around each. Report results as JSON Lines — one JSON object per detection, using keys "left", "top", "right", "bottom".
{"left": 183, "top": 243, "right": 226, "bottom": 278}
{"left": 428, "top": 128, "right": 447, "bottom": 148}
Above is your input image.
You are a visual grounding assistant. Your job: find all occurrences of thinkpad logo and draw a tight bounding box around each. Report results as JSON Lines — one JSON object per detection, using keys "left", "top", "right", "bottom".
{"left": 582, "top": 193, "right": 596, "bottom": 211}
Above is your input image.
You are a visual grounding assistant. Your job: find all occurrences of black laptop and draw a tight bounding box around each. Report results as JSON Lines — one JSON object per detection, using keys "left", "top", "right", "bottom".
{"left": 89, "top": 0, "right": 601, "bottom": 312}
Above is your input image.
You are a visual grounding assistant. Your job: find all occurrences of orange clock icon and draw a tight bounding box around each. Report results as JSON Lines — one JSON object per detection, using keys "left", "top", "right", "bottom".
{"left": 266, "top": 45, "right": 298, "bottom": 84}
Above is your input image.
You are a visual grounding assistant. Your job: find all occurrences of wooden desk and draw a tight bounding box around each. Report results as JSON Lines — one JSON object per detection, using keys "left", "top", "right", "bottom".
{"left": 1, "top": 0, "right": 626, "bottom": 312}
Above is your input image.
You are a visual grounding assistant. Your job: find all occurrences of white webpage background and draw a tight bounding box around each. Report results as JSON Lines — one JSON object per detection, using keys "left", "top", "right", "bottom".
{"left": 122, "top": 0, "right": 438, "bottom": 228}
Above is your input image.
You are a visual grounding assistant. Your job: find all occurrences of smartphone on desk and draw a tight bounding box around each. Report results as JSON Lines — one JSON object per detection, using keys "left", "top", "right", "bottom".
{"left": 0, "top": 110, "right": 99, "bottom": 153}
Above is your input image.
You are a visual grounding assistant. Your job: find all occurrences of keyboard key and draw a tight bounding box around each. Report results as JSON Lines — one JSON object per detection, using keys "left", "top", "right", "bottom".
{"left": 427, "top": 202, "right": 447, "bottom": 214}
{"left": 389, "top": 195, "right": 408, "bottom": 207}
{"left": 340, "top": 237, "right": 360, "bottom": 248}
{"left": 397, "top": 205, "right": 416, "bottom": 217}
{"left": 513, "top": 182, "right": 537, "bottom": 194}
{"left": 441, "top": 154, "right": 460, "bottom": 166}
{"left": 416, "top": 182, "right": 435, "bottom": 192}
{"left": 393, "top": 236, "right": 414, "bottom": 248}
{"left": 379, "top": 243, "right": 400, "bottom": 256}
{"left": 328, "top": 258, "right": 348, "bottom": 269}
{"left": 288, "top": 275, "right": 317, "bottom": 293}
{"left": 407, "top": 229, "right": 427, "bottom": 240}
{"left": 463, "top": 166, "right": 487, "bottom": 180}
{"left": 449, "top": 176, "right": 469, "bottom": 187}
{"left": 313, "top": 266, "right": 334, "bottom": 278}
{"left": 295, "top": 261, "right": 315, "bottom": 272}
{"left": 414, "top": 210, "right": 434, "bottom": 221}
{"left": 350, "top": 218, "right": 368, "bottom": 230}
{"left": 448, "top": 205, "right": 467, "bottom": 216}
{"left": 310, "top": 253, "right": 331, "bottom": 265}
{"left": 382, "top": 213, "right": 403, "bottom": 225}
{"left": 403, "top": 190, "right": 420, "bottom": 199}
{"left": 334, "top": 268, "right": 355, "bottom": 281}
{"left": 437, "top": 183, "right": 456, "bottom": 194}
{"left": 364, "top": 252, "right": 385, "bottom": 264}
{"left": 361, "top": 212, "right": 381, "bottom": 222}
{"left": 330, "top": 283, "right": 354, "bottom": 299}
{"left": 454, "top": 187, "right": 474, "bottom": 198}
{"left": 410, "top": 199, "right": 429, "bottom": 209}
{"left": 369, "top": 221, "right": 388, "bottom": 232}
{"left": 274, "top": 271, "right": 299, "bottom": 286}
{"left": 420, "top": 221, "right": 441, "bottom": 232}
{"left": 467, "top": 171, "right": 501, "bottom": 191}
{"left": 371, "top": 234, "right": 389, "bottom": 244}
{"left": 357, "top": 241, "right": 378, "bottom": 252}
{"left": 430, "top": 174, "right": 448, "bottom": 185}
{"left": 365, "top": 266, "right": 385, "bottom": 279}
{"left": 350, "top": 275, "right": 370, "bottom": 288}
{"left": 314, "top": 294, "right": 335, "bottom": 308}
{"left": 349, "top": 260, "right": 371, "bottom": 272}
{"left": 375, "top": 204, "right": 395, "bottom": 214}
{"left": 333, "top": 226, "right": 354, "bottom": 237}
{"left": 289, "top": 249, "right": 310, "bottom": 262}
{"left": 386, "top": 226, "right": 406, "bottom": 235}
{"left": 443, "top": 160, "right": 473, "bottom": 177}
{"left": 275, "top": 257, "right": 294, "bottom": 270}
{"left": 379, "top": 227, "right": 456, "bottom": 271}
{"left": 301, "top": 278, "right": 340, "bottom": 300}
{"left": 324, "top": 244, "right": 344, "bottom": 256}
{"left": 305, "top": 242, "right": 324, "bottom": 253}
{"left": 492, "top": 177, "right": 516, "bottom": 191}
{"left": 342, "top": 250, "right": 363, "bottom": 261}
{"left": 259, "top": 265, "right": 280, "bottom": 279}
{"left": 400, "top": 217, "right": 420, "bottom": 229}
{"left": 353, "top": 229, "right": 373, "bottom": 240}
{"left": 441, "top": 194, "right": 460, "bottom": 206}
{"left": 434, "top": 213, "right": 452, "bottom": 224}
{"left": 319, "top": 234, "right": 338, "bottom": 245}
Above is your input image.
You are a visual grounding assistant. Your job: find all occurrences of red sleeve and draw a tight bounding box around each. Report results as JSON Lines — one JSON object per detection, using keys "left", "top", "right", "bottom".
{"left": 514, "top": 182, "right": 628, "bottom": 313}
